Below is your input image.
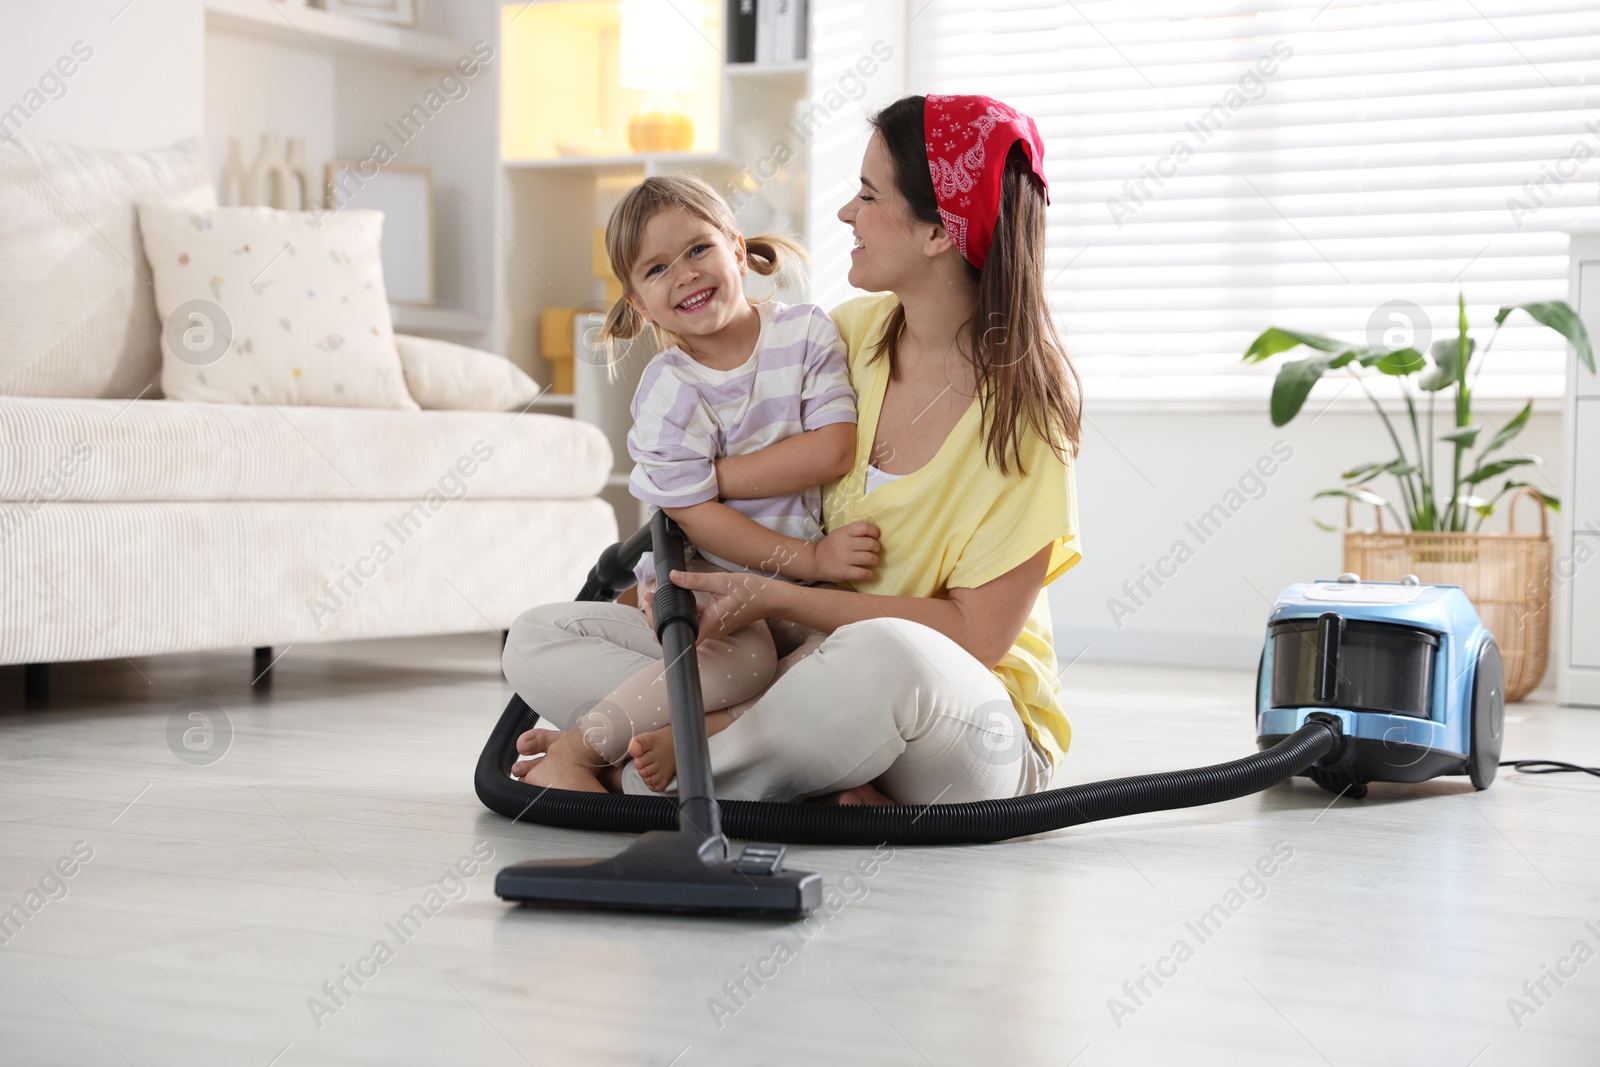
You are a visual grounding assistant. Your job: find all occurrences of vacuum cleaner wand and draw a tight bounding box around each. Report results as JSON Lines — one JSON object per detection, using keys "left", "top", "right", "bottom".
{"left": 649, "top": 513, "right": 720, "bottom": 841}
{"left": 495, "top": 512, "right": 823, "bottom": 916}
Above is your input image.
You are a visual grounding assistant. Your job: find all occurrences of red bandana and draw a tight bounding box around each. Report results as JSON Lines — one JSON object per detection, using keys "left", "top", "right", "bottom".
{"left": 923, "top": 94, "right": 1049, "bottom": 270}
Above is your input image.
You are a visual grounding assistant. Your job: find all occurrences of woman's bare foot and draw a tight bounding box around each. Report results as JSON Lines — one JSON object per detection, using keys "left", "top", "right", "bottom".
{"left": 515, "top": 727, "right": 558, "bottom": 757}
{"left": 511, "top": 727, "right": 557, "bottom": 779}
{"left": 627, "top": 727, "right": 677, "bottom": 793}
{"left": 517, "top": 744, "right": 609, "bottom": 792}
{"left": 513, "top": 726, "right": 607, "bottom": 779}
{"left": 831, "top": 782, "right": 896, "bottom": 806}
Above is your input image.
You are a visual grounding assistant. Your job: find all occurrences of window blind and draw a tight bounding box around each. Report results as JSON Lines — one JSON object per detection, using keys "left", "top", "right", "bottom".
{"left": 907, "top": 0, "right": 1600, "bottom": 401}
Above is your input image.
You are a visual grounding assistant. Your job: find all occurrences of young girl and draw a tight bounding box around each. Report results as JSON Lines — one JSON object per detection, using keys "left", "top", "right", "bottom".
{"left": 513, "top": 174, "right": 881, "bottom": 794}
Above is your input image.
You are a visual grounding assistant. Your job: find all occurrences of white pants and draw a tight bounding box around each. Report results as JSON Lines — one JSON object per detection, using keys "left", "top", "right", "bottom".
{"left": 502, "top": 600, "right": 1053, "bottom": 804}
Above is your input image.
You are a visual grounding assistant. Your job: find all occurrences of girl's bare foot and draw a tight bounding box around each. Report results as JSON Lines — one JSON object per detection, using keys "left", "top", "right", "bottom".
{"left": 627, "top": 727, "right": 677, "bottom": 793}
{"left": 832, "top": 782, "right": 896, "bottom": 806}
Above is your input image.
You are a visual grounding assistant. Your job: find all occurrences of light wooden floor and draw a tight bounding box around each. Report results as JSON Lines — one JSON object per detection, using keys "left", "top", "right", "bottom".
{"left": 1, "top": 635, "right": 1597, "bottom": 1067}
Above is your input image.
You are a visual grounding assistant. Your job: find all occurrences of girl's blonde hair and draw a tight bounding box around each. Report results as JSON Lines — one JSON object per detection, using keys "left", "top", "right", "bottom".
{"left": 599, "top": 174, "right": 805, "bottom": 359}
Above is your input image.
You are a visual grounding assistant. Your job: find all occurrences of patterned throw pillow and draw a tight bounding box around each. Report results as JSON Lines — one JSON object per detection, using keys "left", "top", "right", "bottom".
{"left": 136, "top": 204, "right": 419, "bottom": 410}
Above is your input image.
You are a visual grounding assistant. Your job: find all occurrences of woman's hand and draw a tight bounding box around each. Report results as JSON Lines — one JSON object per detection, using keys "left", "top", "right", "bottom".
{"left": 664, "top": 568, "right": 781, "bottom": 644}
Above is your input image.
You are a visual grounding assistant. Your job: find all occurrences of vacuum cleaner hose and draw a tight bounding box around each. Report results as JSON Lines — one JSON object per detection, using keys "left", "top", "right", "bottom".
{"left": 475, "top": 696, "right": 1341, "bottom": 846}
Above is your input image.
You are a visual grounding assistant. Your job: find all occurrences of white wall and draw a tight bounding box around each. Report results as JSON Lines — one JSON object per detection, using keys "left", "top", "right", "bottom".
{"left": 0, "top": 0, "right": 203, "bottom": 150}
{"left": 1050, "top": 397, "right": 1565, "bottom": 671}
{"left": 804, "top": 0, "right": 908, "bottom": 314}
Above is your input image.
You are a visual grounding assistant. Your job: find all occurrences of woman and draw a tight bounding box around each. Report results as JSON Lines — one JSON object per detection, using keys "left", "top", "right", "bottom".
{"left": 502, "top": 94, "right": 1083, "bottom": 805}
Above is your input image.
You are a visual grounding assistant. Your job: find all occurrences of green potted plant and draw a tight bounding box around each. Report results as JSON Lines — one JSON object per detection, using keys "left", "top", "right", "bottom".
{"left": 1241, "top": 292, "right": 1593, "bottom": 700}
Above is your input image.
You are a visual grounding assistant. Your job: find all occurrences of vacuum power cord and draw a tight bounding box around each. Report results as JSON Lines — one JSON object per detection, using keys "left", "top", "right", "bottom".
{"left": 1498, "top": 759, "right": 1600, "bottom": 780}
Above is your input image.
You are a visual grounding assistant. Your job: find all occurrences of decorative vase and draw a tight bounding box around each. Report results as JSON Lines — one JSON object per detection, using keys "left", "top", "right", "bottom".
{"left": 627, "top": 111, "right": 694, "bottom": 153}
{"left": 217, "top": 137, "right": 249, "bottom": 206}
{"left": 284, "top": 137, "right": 319, "bottom": 210}
{"left": 246, "top": 133, "right": 295, "bottom": 209}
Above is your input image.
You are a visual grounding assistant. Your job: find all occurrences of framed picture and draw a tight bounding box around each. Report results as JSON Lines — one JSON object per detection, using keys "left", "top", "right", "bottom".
{"left": 325, "top": 162, "right": 434, "bottom": 306}
{"left": 321, "top": 0, "right": 417, "bottom": 27}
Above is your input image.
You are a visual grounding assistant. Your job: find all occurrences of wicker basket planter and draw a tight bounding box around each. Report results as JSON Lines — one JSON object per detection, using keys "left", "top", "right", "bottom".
{"left": 1344, "top": 489, "right": 1553, "bottom": 701}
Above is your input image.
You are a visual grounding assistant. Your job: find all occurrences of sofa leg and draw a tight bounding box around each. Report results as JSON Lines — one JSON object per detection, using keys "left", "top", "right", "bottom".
{"left": 24, "top": 663, "right": 48, "bottom": 705}
{"left": 253, "top": 646, "right": 273, "bottom": 682}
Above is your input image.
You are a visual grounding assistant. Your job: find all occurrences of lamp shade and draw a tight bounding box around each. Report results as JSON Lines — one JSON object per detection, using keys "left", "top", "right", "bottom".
{"left": 619, "top": 0, "right": 703, "bottom": 93}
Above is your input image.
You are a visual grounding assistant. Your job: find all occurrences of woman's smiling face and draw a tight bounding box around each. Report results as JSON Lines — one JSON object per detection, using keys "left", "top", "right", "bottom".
{"left": 837, "top": 133, "right": 929, "bottom": 294}
{"left": 626, "top": 207, "right": 748, "bottom": 341}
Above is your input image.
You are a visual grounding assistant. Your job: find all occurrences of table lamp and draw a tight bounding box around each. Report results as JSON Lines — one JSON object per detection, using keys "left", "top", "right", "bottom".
{"left": 620, "top": 0, "right": 702, "bottom": 153}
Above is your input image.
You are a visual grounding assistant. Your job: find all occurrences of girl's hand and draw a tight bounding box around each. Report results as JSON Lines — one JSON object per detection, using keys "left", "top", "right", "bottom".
{"left": 664, "top": 568, "right": 776, "bottom": 644}
{"left": 807, "top": 521, "right": 880, "bottom": 583}
{"left": 639, "top": 578, "right": 656, "bottom": 630}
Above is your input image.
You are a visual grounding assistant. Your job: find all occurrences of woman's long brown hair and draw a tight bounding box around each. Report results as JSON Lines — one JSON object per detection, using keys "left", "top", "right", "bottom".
{"left": 869, "top": 95, "right": 1082, "bottom": 476}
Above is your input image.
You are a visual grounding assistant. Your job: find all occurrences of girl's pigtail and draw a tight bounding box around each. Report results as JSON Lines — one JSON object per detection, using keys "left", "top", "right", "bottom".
{"left": 601, "top": 294, "right": 644, "bottom": 342}
{"left": 597, "top": 296, "right": 649, "bottom": 383}
{"left": 743, "top": 232, "right": 808, "bottom": 287}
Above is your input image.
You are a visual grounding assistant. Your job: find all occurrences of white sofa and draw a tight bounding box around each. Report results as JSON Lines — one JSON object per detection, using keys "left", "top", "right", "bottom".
{"left": 0, "top": 137, "right": 617, "bottom": 687}
{"left": 0, "top": 396, "right": 616, "bottom": 675}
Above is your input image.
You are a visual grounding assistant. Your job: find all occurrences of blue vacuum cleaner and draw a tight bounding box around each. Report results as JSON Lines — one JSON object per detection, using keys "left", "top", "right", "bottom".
{"left": 1256, "top": 573, "right": 1504, "bottom": 799}
{"left": 477, "top": 520, "right": 1508, "bottom": 918}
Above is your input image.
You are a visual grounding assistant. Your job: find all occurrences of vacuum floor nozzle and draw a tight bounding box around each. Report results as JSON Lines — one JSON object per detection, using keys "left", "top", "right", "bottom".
{"left": 496, "top": 830, "right": 822, "bottom": 916}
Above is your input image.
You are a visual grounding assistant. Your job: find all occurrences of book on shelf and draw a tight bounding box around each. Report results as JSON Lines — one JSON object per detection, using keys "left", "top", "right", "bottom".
{"left": 753, "top": 0, "right": 806, "bottom": 64}
{"left": 727, "top": 0, "right": 757, "bottom": 63}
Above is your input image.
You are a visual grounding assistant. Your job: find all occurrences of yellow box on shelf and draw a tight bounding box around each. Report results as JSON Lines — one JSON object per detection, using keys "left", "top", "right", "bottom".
{"left": 538, "top": 307, "right": 578, "bottom": 394}
{"left": 500, "top": 0, "right": 722, "bottom": 163}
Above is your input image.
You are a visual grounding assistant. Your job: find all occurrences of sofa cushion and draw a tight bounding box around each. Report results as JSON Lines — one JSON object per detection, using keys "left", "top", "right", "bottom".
{"left": 137, "top": 204, "right": 420, "bottom": 411}
{"left": 395, "top": 333, "right": 542, "bottom": 411}
{"left": 0, "top": 137, "right": 214, "bottom": 400}
{"left": 1, "top": 497, "right": 615, "bottom": 664}
{"left": 0, "top": 396, "right": 611, "bottom": 504}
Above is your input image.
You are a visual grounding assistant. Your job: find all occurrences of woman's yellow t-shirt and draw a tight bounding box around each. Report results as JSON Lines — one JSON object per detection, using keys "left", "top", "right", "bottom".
{"left": 824, "top": 293, "right": 1083, "bottom": 768}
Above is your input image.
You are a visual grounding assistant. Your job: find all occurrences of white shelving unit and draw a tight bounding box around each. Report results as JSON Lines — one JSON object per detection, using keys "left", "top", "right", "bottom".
{"left": 527, "top": 392, "right": 576, "bottom": 410}
{"left": 726, "top": 60, "right": 810, "bottom": 78}
{"left": 388, "top": 303, "right": 491, "bottom": 338}
{"left": 503, "top": 152, "right": 737, "bottom": 172}
{"left": 497, "top": 0, "right": 907, "bottom": 529}
{"left": 203, "top": 0, "right": 473, "bottom": 68}
{"left": 202, "top": 0, "right": 502, "bottom": 353}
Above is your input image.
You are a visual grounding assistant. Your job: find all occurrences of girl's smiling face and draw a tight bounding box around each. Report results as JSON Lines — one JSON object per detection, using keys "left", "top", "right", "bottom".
{"left": 626, "top": 207, "right": 750, "bottom": 344}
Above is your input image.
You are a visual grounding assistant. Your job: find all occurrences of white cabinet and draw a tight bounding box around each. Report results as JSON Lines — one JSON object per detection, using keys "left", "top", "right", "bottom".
{"left": 1561, "top": 237, "right": 1600, "bottom": 704}
{"left": 1581, "top": 263, "right": 1600, "bottom": 398}
{"left": 1576, "top": 400, "right": 1600, "bottom": 529}
{"left": 1568, "top": 394, "right": 1598, "bottom": 672}
{"left": 1572, "top": 530, "right": 1600, "bottom": 670}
